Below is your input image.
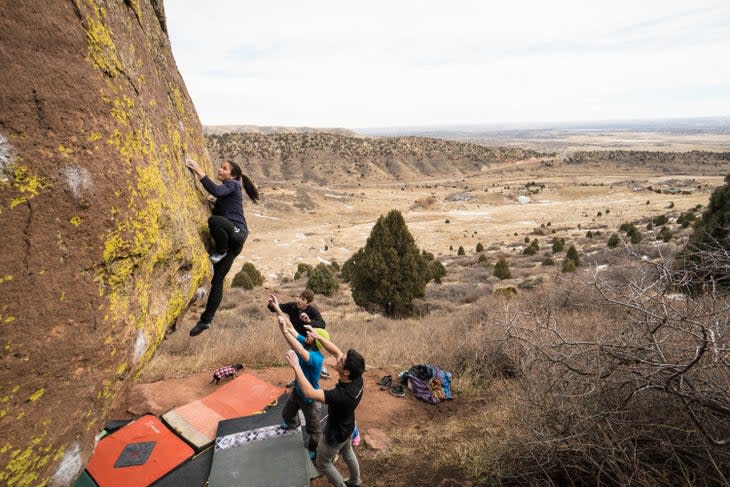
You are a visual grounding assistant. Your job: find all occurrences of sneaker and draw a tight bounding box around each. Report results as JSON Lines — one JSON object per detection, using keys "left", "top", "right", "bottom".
{"left": 189, "top": 321, "right": 210, "bottom": 336}
{"left": 344, "top": 478, "right": 361, "bottom": 487}
{"left": 209, "top": 251, "right": 227, "bottom": 264}
{"left": 320, "top": 366, "right": 330, "bottom": 379}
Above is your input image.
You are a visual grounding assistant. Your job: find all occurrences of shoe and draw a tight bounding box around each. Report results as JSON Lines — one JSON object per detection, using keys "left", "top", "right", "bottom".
{"left": 320, "top": 367, "right": 330, "bottom": 379}
{"left": 209, "top": 251, "right": 227, "bottom": 264}
{"left": 377, "top": 375, "right": 392, "bottom": 390}
{"left": 189, "top": 321, "right": 210, "bottom": 336}
{"left": 286, "top": 379, "right": 296, "bottom": 388}
{"left": 344, "top": 478, "right": 361, "bottom": 487}
{"left": 389, "top": 384, "right": 405, "bottom": 397}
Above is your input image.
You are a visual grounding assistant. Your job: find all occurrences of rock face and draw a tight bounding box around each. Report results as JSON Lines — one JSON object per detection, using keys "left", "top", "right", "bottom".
{"left": 0, "top": 1, "right": 213, "bottom": 484}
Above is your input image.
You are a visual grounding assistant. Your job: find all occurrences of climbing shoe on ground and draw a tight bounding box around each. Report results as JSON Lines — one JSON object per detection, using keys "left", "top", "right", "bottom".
{"left": 209, "top": 251, "right": 227, "bottom": 264}
{"left": 389, "top": 384, "right": 406, "bottom": 397}
{"left": 189, "top": 321, "right": 210, "bottom": 336}
{"left": 377, "top": 375, "right": 392, "bottom": 390}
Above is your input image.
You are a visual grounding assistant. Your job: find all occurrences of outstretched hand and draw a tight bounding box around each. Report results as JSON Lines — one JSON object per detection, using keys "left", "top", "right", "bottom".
{"left": 285, "top": 349, "right": 299, "bottom": 369}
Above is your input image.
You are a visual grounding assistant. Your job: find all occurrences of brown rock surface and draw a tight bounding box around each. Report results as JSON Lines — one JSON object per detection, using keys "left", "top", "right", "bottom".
{"left": 0, "top": 1, "right": 213, "bottom": 484}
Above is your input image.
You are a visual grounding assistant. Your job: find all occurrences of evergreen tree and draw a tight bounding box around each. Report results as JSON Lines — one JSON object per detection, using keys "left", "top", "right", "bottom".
{"left": 523, "top": 239, "right": 539, "bottom": 255}
{"left": 307, "top": 263, "right": 339, "bottom": 296}
{"left": 476, "top": 242, "right": 484, "bottom": 252}
{"left": 494, "top": 258, "right": 512, "bottom": 280}
{"left": 607, "top": 233, "right": 620, "bottom": 248}
{"left": 681, "top": 175, "right": 730, "bottom": 291}
{"left": 457, "top": 246, "right": 465, "bottom": 255}
{"left": 566, "top": 245, "right": 580, "bottom": 266}
{"left": 294, "top": 263, "right": 313, "bottom": 280}
{"left": 552, "top": 237, "right": 565, "bottom": 252}
{"left": 343, "top": 210, "right": 431, "bottom": 316}
{"left": 231, "top": 262, "right": 264, "bottom": 289}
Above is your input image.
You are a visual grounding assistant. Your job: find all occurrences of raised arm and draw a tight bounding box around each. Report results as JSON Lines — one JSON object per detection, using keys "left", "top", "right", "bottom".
{"left": 305, "top": 326, "right": 343, "bottom": 361}
{"left": 285, "top": 350, "right": 325, "bottom": 403}
{"left": 277, "top": 316, "right": 310, "bottom": 362}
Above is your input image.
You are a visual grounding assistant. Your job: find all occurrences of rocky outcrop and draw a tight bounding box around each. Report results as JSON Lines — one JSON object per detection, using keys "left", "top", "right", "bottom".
{"left": 206, "top": 132, "right": 544, "bottom": 184}
{"left": 0, "top": 1, "right": 213, "bottom": 485}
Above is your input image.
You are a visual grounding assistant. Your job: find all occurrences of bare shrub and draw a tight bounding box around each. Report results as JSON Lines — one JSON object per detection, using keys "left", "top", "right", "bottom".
{"left": 482, "top": 254, "right": 730, "bottom": 486}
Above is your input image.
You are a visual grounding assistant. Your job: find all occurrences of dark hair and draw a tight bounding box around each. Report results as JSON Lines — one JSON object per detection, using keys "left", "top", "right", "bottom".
{"left": 226, "top": 161, "right": 259, "bottom": 204}
{"left": 234, "top": 363, "right": 244, "bottom": 370}
{"left": 300, "top": 289, "right": 315, "bottom": 303}
{"left": 344, "top": 349, "right": 365, "bottom": 380}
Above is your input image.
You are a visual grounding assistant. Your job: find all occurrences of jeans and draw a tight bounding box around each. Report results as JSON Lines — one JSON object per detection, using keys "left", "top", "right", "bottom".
{"left": 316, "top": 435, "right": 360, "bottom": 487}
{"left": 200, "top": 216, "right": 247, "bottom": 324}
{"left": 282, "top": 393, "right": 321, "bottom": 452}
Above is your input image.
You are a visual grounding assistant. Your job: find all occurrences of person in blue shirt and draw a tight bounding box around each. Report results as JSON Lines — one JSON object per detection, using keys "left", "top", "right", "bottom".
{"left": 271, "top": 297, "right": 329, "bottom": 458}
{"left": 185, "top": 158, "right": 259, "bottom": 336}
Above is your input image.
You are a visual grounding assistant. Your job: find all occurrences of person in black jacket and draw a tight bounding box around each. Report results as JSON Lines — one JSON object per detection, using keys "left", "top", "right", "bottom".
{"left": 186, "top": 158, "right": 259, "bottom": 337}
{"left": 267, "top": 289, "right": 326, "bottom": 335}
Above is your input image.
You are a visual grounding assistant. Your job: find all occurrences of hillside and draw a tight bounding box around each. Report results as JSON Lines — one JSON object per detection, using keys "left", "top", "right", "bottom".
{"left": 204, "top": 125, "right": 358, "bottom": 136}
{"left": 205, "top": 132, "right": 545, "bottom": 183}
{"left": 564, "top": 150, "right": 730, "bottom": 175}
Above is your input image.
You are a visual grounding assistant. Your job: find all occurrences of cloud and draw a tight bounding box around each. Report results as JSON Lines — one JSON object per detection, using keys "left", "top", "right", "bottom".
{"left": 166, "top": 0, "right": 730, "bottom": 127}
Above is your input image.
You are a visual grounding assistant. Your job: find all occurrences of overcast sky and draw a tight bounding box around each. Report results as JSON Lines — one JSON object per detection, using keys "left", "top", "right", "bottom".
{"left": 165, "top": 1, "right": 730, "bottom": 129}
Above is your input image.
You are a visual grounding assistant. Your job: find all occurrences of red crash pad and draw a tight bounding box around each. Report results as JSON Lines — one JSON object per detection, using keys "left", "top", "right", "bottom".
{"left": 162, "top": 373, "right": 284, "bottom": 449}
{"left": 86, "top": 415, "right": 194, "bottom": 487}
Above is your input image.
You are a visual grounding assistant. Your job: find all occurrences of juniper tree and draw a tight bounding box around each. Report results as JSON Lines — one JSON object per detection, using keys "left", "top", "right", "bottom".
{"left": 680, "top": 174, "right": 730, "bottom": 291}
{"left": 494, "top": 258, "right": 512, "bottom": 280}
{"left": 307, "top": 263, "right": 339, "bottom": 296}
{"left": 343, "top": 210, "right": 432, "bottom": 316}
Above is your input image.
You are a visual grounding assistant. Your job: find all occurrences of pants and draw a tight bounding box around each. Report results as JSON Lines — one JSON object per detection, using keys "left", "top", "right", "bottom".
{"left": 316, "top": 435, "right": 360, "bottom": 487}
{"left": 200, "top": 216, "right": 247, "bottom": 324}
{"left": 282, "top": 393, "right": 321, "bottom": 452}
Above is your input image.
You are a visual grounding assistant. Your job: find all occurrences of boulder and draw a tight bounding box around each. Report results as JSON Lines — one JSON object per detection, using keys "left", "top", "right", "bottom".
{"left": 0, "top": 1, "right": 213, "bottom": 484}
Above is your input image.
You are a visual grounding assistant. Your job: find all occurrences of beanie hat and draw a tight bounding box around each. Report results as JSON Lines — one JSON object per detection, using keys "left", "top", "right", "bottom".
{"left": 312, "top": 328, "right": 330, "bottom": 352}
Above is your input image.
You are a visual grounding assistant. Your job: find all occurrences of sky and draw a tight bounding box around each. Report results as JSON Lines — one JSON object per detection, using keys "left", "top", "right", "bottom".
{"left": 165, "top": 1, "right": 730, "bottom": 129}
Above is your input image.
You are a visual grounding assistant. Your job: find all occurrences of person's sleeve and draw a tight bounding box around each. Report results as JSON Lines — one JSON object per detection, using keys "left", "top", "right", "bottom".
{"left": 324, "top": 387, "right": 341, "bottom": 406}
{"left": 200, "top": 176, "right": 236, "bottom": 198}
{"left": 280, "top": 302, "right": 296, "bottom": 317}
{"left": 296, "top": 335, "right": 305, "bottom": 345}
{"left": 308, "top": 306, "right": 326, "bottom": 328}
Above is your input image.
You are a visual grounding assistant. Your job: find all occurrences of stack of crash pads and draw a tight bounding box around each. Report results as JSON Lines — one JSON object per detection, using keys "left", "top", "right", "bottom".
{"left": 208, "top": 400, "right": 317, "bottom": 487}
{"left": 76, "top": 373, "right": 289, "bottom": 486}
{"left": 162, "top": 373, "right": 284, "bottom": 449}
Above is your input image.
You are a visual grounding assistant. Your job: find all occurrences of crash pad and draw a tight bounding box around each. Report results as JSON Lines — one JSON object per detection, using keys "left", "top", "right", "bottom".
{"left": 86, "top": 415, "right": 194, "bottom": 487}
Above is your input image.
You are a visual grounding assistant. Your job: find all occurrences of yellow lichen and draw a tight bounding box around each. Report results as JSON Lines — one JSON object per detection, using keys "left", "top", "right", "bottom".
{"left": 87, "top": 132, "right": 102, "bottom": 142}
{"left": 0, "top": 275, "right": 12, "bottom": 284}
{"left": 83, "top": 4, "right": 121, "bottom": 77}
{"left": 28, "top": 389, "right": 44, "bottom": 402}
{"left": 4, "top": 317, "right": 15, "bottom": 323}
{"left": 57, "top": 145, "right": 73, "bottom": 157}
{"left": 69, "top": 216, "right": 82, "bottom": 226}
{"left": 6, "top": 165, "right": 48, "bottom": 209}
